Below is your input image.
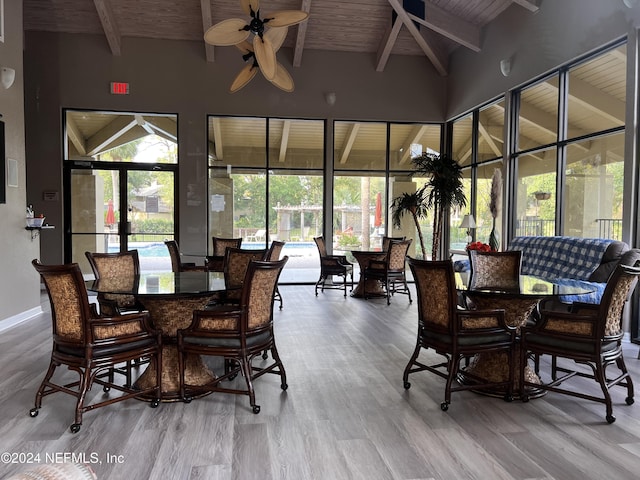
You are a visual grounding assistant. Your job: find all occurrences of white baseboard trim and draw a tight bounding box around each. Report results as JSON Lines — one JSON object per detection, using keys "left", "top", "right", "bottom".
{"left": 0, "top": 307, "right": 43, "bottom": 333}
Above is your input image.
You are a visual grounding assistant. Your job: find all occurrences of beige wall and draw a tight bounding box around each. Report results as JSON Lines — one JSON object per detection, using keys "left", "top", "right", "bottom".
{"left": 0, "top": 0, "right": 42, "bottom": 329}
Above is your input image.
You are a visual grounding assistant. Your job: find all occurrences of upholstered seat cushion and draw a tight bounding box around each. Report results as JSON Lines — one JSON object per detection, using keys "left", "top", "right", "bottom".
{"left": 57, "top": 338, "right": 158, "bottom": 357}
{"left": 524, "top": 333, "right": 619, "bottom": 355}
{"left": 425, "top": 331, "right": 513, "bottom": 346}
{"left": 183, "top": 330, "right": 271, "bottom": 348}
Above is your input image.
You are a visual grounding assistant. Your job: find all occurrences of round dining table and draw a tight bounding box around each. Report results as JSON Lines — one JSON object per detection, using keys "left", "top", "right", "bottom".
{"left": 350, "top": 250, "right": 387, "bottom": 298}
{"left": 456, "top": 273, "right": 595, "bottom": 398}
{"left": 87, "top": 271, "right": 225, "bottom": 401}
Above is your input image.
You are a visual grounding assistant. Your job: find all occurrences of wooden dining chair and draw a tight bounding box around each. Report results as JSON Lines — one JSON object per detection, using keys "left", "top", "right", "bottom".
{"left": 219, "top": 247, "right": 268, "bottom": 305}
{"left": 520, "top": 263, "right": 640, "bottom": 423}
{"left": 85, "top": 250, "right": 145, "bottom": 316}
{"left": 467, "top": 250, "right": 522, "bottom": 291}
{"left": 266, "top": 240, "right": 286, "bottom": 310}
{"left": 30, "top": 260, "right": 162, "bottom": 433}
{"left": 165, "top": 240, "right": 206, "bottom": 272}
{"left": 313, "top": 236, "right": 353, "bottom": 297}
{"left": 207, "top": 237, "right": 243, "bottom": 272}
{"left": 177, "top": 257, "right": 289, "bottom": 414}
{"left": 403, "top": 258, "right": 516, "bottom": 411}
{"left": 363, "top": 239, "right": 412, "bottom": 304}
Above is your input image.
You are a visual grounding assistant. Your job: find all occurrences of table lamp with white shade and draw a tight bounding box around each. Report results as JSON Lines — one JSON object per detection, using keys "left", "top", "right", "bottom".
{"left": 459, "top": 214, "right": 476, "bottom": 244}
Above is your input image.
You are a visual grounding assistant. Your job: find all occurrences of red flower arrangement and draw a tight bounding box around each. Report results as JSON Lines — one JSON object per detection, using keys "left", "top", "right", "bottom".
{"left": 466, "top": 241, "right": 494, "bottom": 252}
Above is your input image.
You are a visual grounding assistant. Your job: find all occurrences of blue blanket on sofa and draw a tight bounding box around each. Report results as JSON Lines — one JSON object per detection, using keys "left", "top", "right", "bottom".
{"left": 508, "top": 236, "right": 614, "bottom": 280}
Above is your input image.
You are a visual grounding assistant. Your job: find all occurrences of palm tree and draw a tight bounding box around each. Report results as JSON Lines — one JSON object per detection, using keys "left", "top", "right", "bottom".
{"left": 413, "top": 153, "right": 466, "bottom": 259}
{"left": 390, "top": 185, "right": 429, "bottom": 259}
{"left": 391, "top": 153, "right": 466, "bottom": 260}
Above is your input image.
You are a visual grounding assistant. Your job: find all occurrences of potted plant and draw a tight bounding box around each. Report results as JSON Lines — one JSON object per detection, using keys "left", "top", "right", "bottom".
{"left": 391, "top": 153, "right": 466, "bottom": 260}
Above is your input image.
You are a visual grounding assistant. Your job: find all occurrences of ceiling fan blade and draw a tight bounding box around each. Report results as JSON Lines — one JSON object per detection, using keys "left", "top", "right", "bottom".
{"left": 263, "top": 10, "right": 309, "bottom": 28}
{"left": 269, "top": 63, "right": 294, "bottom": 93}
{"left": 204, "top": 18, "right": 250, "bottom": 46}
{"left": 265, "top": 26, "right": 287, "bottom": 52}
{"left": 230, "top": 63, "right": 258, "bottom": 93}
{"left": 235, "top": 40, "right": 254, "bottom": 55}
{"left": 253, "top": 35, "right": 277, "bottom": 81}
{"left": 240, "top": 0, "right": 260, "bottom": 16}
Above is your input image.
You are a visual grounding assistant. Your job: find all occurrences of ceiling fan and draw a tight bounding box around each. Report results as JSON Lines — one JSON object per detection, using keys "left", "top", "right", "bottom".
{"left": 204, "top": 0, "right": 309, "bottom": 92}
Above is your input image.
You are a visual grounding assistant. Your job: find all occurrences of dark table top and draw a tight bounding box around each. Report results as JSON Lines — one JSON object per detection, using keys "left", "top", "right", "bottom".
{"left": 86, "top": 271, "right": 225, "bottom": 295}
{"left": 456, "top": 273, "right": 596, "bottom": 297}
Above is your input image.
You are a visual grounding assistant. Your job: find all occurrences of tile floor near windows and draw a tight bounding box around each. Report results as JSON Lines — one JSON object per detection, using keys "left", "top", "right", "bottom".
{"left": 1, "top": 286, "right": 640, "bottom": 479}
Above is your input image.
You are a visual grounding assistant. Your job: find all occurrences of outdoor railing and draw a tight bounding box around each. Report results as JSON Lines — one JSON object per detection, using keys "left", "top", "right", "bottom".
{"left": 595, "top": 218, "right": 622, "bottom": 241}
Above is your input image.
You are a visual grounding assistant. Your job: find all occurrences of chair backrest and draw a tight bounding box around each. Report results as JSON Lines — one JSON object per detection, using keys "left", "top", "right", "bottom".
{"left": 164, "top": 240, "right": 182, "bottom": 273}
{"left": 266, "top": 241, "right": 286, "bottom": 261}
{"left": 212, "top": 237, "right": 243, "bottom": 256}
{"left": 382, "top": 236, "right": 405, "bottom": 252}
{"left": 468, "top": 250, "right": 522, "bottom": 291}
{"left": 239, "top": 257, "right": 288, "bottom": 333}
{"left": 32, "top": 259, "right": 92, "bottom": 344}
{"left": 387, "top": 239, "right": 412, "bottom": 271}
{"left": 409, "top": 258, "right": 461, "bottom": 335}
{"left": 85, "top": 250, "right": 140, "bottom": 278}
{"left": 597, "top": 264, "right": 640, "bottom": 337}
{"left": 314, "top": 236, "right": 328, "bottom": 257}
{"left": 85, "top": 250, "right": 140, "bottom": 312}
{"left": 224, "top": 247, "right": 268, "bottom": 291}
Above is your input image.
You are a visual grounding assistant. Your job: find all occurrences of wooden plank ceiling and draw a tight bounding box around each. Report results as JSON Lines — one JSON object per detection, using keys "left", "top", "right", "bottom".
{"left": 23, "top": 0, "right": 541, "bottom": 74}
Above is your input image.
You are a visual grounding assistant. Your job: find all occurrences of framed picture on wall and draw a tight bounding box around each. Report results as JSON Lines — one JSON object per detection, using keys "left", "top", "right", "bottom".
{"left": 0, "top": 0, "right": 4, "bottom": 43}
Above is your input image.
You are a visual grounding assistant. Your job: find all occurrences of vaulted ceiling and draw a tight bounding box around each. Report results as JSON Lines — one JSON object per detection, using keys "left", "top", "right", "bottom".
{"left": 23, "top": 0, "right": 541, "bottom": 76}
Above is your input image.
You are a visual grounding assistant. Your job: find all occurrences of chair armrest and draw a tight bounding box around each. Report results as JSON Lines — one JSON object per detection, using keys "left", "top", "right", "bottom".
{"left": 88, "top": 311, "right": 158, "bottom": 341}
{"left": 457, "top": 308, "right": 514, "bottom": 334}
{"left": 179, "top": 306, "right": 241, "bottom": 335}
{"left": 326, "top": 254, "right": 352, "bottom": 266}
{"left": 527, "top": 309, "right": 598, "bottom": 337}
{"left": 321, "top": 257, "right": 349, "bottom": 267}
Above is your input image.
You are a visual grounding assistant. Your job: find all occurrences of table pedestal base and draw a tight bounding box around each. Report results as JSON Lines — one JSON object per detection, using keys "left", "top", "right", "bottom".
{"left": 460, "top": 349, "right": 545, "bottom": 399}
{"left": 134, "top": 345, "right": 215, "bottom": 402}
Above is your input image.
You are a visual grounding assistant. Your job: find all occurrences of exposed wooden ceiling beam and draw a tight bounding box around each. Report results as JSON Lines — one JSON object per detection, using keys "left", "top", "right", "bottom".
{"left": 376, "top": 15, "right": 403, "bottom": 72}
{"left": 398, "top": 125, "right": 428, "bottom": 165}
{"left": 279, "top": 120, "right": 291, "bottom": 162}
{"left": 512, "top": 0, "right": 540, "bottom": 13}
{"left": 339, "top": 123, "right": 360, "bottom": 164}
{"left": 212, "top": 118, "right": 224, "bottom": 161}
{"left": 93, "top": 0, "right": 121, "bottom": 56}
{"left": 293, "top": 0, "right": 311, "bottom": 67}
{"left": 478, "top": 122, "right": 502, "bottom": 157}
{"left": 87, "top": 116, "right": 138, "bottom": 155}
{"left": 66, "top": 116, "right": 87, "bottom": 156}
{"left": 387, "top": 0, "right": 448, "bottom": 76}
{"left": 408, "top": 1, "right": 481, "bottom": 52}
{"left": 200, "top": 0, "right": 215, "bottom": 62}
{"left": 143, "top": 116, "right": 178, "bottom": 142}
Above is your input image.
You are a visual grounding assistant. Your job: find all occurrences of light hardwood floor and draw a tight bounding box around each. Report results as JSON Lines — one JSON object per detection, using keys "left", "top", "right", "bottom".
{"left": 2, "top": 286, "right": 640, "bottom": 479}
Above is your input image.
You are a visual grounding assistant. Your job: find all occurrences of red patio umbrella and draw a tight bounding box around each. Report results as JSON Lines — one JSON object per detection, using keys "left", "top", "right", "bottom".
{"left": 105, "top": 199, "right": 116, "bottom": 226}
{"left": 374, "top": 192, "right": 382, "bottom": 227}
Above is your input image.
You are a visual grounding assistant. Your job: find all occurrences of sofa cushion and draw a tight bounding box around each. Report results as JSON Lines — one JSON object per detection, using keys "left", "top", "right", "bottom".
{"left": 589, "top": 247, "right": 638, "bottom": 282}
{"left": 508, "top": 236, "right": 616, "bottom": 281}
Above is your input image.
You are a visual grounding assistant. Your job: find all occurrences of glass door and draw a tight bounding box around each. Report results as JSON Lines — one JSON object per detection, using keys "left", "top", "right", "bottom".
{"left": 63, "top": 110, "right": 178, "bottom": 275}
{"left": 67, "top": 166, "right": 176, "bottom": 274}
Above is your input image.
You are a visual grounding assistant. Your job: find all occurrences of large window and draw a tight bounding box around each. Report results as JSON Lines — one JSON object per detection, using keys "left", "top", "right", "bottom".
{"left": 207, "top": 116, "right": 325, "bottom": 283}
{"left": 450, "top": 99, "right": 505, "bottom": 253}
{"left": 513, "top": 42, "right": 626, "bottom": 240}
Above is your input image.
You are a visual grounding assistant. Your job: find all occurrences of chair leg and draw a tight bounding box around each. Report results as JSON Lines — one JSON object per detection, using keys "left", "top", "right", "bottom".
{"left": 386, "top": 278, "right": 391, "bottom": 305}
{"left": 616, "top": 356, "right": 634, "bottom": 403}
{"left": 442, "top": 355, "right": 462, "bottom": 411}
{"left": 72, "top": 366, "right": 93, "bottom": 433}
{"left": 31, "top": 360, "right": 58, "bottom": 414}
{"left": 403, "top": 341, "right": 422, "bottom": 389}
{"left": 239, "top": 356, "right": 259, "bottom": 414}
{"left": 594, "top": 360, "right": 615, "bottom": 423}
